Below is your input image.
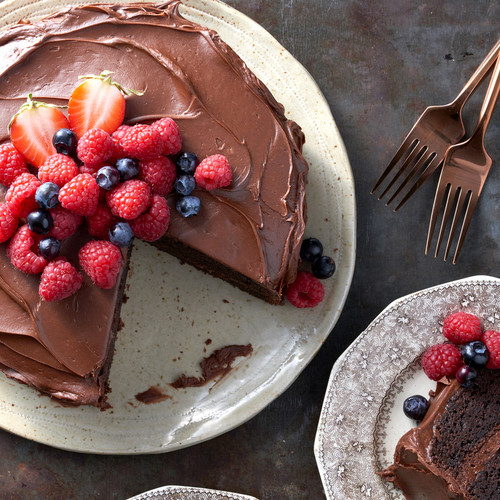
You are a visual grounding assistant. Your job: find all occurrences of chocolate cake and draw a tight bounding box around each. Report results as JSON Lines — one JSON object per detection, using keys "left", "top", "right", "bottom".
{"left": 380, "top": 369, "right": 500, "bottom": 499}
{"left": 0, "top": 2, "right": 308, "bottom": 406}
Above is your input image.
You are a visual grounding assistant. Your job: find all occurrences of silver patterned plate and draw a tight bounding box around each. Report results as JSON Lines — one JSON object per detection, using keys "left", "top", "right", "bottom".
{"left": 127, "top": 485, "right": 258, "bottom": 500}
{"left": 314, "top": 275, "right": 500, "bottom": 500}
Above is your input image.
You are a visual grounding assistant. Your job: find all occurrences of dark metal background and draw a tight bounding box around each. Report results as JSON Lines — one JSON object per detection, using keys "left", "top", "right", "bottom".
{"left": 0, "top": 1, "right": 498, "bottom": 498}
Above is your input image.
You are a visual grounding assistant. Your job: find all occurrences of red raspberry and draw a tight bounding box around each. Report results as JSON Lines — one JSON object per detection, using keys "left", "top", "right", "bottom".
{"left": 79, "top": 163, "right": 102, "bottom": 177}
{"left": 86, "top": 203, "right": 117, "bottom": 239}
{"left": 194, "top": 154, "right": 232, "bottom": 190}
{"left": 48, "top": 206, "right": 82, "bottom": 240}
{"left": 76, "top": 128, "right": 114, "bottom": 166}
{"left": 0, "top": 143, "right": 28, "bottom": 186}
{"left": 5, "top": 172, "right": 41, "bottom": 218}
{"left": 39, "top": 257, "right": 83, "bottom": 301}
{"left": 130, "top": 194, "right": 170, "bottom": 242}
{"left": 106, "top": 180, "right": 151, "bottom": 220}
{"left": 482, "top": 330, "right": 500, "bottom": 369}
{"left": 119, "top": 124, "right": 162, "bottom": 161}
{"left": 79, "top": 240, "right": 122, "bottom": 289}
{"left": 38, "top": 154, "right": 79, "bottom": 187}
{"left": 59, "top": 173, "right": 99, "bottom": 216}
{"left": 110, "top": 125, "right": 130, "bottom": 161}
{"left": 421, "top": 343, "right": 462, "bottom": 381}
{"left": 285, "top": 271, "right": 324, "bottom": 308}
{"left": 151, "top": 117, "right": 182, "bottom": 156}
{"left": 7, "top": 225, "right": 47, "bottom": 274}
{"left": 0, "top": 203, "right": 19, "bottom": 243}
{"left": 442, "top": 311, "right": 482, "bottom": 344}
{"left": 138, "top": 156, "right": 177, "bottom": 196}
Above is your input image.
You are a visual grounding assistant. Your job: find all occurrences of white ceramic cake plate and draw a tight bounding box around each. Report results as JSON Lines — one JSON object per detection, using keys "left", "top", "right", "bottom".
{"left": 127, "top": 485, "right": 258, "bottom": 500}
{"left": 0, "top": 0, "right": 356, "bottom": 453}
{"left": 314, "top": 275, "right": 500, "bottom": 500}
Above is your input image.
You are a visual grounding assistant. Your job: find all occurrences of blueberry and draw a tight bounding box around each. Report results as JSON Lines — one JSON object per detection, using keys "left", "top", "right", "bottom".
{"left": 174, "top": 174, "right": 196, "bottom": 196}
{"left": 35, "top": 182, "right": 60, "bottom": 210}
{"left": 312, "top": 255, "right": 336, "bottom": 279}
{"left": 27, "top": 210, "right": 53, "bottom": 235}
{"left": 52, "top": 128, "right": 78, "bottom": 156}
{"left": 461, "top": 341, "right": 489, "bottom": 368}
{"left": 300, "top": 237, "right": 323, "bottom": 262}
{"left": 176, "top": 152, "right": 199, "bottom": 174}
{"left": 96, "top": 166, "right": 121, "bottom": 190}
{"left": 38, "top": 237, "right": 61, "bottom": 260}
{"left": 456, "top": 365, "right": 477, "bottom": 388}
{"left": 176, "top": 195, "right": 201, "bottom": 218}
{"left": 109, "top": 222, "right": 134, "bottom": 248}
{"left": 403, "top": 395, "right": 429, "bottom": 421}
{"left": 115, "top": 158, "right": 139, "bottom": 181}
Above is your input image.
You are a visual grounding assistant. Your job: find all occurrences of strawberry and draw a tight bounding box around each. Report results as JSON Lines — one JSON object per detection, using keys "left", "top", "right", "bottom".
{"left": 68, "top": 71, "right": 142, "bottom": 138}
{"left": 9, "top": 94, "right": 70, "bottom": 168}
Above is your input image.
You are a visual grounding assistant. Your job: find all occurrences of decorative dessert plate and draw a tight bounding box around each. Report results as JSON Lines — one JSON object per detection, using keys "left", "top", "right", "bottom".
{"left": 127, "top": 485, "right": 258, "bottom": 500}
{"left": 0, "top": 0, "right": 355, "bottom": 452}
{"left": 314, "top": 276, "right": 500, "bottom": 499}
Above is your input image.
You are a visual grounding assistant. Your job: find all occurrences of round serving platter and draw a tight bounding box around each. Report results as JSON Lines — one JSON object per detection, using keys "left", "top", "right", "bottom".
{"left": 0, "top": 0, "right": 355, "bottom": 453}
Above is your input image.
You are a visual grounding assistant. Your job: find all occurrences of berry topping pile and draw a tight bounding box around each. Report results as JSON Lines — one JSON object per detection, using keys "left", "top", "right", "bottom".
{"left": 0, "top": 71, "right": 234, "bottom": 301}
{"left": 401, "top": 312, "right": 499, "bottom": 422}
{"left": 420, "top": 312, "right": 499, "bottom": 387}
{"left": 286, "top": 236, "right": 336, "bottom": 308}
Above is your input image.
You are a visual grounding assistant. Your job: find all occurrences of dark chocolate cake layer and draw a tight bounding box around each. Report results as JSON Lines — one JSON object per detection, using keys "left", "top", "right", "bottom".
{"left": 380, "top": 369, "right": 500, "bottom": 500}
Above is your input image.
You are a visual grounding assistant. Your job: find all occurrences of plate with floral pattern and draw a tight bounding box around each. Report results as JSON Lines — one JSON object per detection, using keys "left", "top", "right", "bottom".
{"left": 314, "top": 275, "right": 500, "bottom": 499}
{"left": 128, "top": 485, "right": 258, "bottom": 500}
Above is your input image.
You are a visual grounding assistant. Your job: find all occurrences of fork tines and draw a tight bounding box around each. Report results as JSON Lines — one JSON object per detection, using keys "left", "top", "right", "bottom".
{"left": 425, "top": 183, "right": 478, "bottom": 264}
{"left": 371, "top": 134, "right": 442, "bottom": 212}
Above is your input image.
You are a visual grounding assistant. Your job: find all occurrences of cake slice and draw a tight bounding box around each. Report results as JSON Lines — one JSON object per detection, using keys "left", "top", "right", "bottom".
{"left": 380, "top": 369, "right": 500, "bottom": 500}
{"left": 0, "top": 2, "right": 308, "bottom": 405}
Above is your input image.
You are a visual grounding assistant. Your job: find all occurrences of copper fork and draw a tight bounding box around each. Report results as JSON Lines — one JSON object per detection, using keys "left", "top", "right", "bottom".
{"left": 426, "top": 51, "right": 500, "bottom": 264}
{"left": 372, "top": 39, "right": 500, "bottom": 211}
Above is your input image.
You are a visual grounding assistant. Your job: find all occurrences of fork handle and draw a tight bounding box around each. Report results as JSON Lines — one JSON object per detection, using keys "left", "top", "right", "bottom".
{"left": 452, "top": 38, "right": 500, "bottom": 110}
{"left": 473, "top": 51, "right": 500, "bottom": 140}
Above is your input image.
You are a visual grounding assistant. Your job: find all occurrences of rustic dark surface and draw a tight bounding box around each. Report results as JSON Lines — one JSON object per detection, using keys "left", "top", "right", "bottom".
{"left": 0, "top": 1, "right": 498, "bottom": 499}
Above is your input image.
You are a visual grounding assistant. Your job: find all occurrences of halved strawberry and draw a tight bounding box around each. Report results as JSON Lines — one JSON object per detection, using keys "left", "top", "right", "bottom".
{"left": 68, "top": 71, "right": 141, "bottom": 139}
{"left": 10, "top": 94, "right": 70, "bottom": 168}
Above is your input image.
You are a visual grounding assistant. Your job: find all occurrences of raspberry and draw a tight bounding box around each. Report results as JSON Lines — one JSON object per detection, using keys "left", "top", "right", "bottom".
{"left": 59, "top": 173, "right": 99, "bottom": 216}
{"left": 138, "top": 156, "right": 177, "bottom": 196}
{"left": 0, "top": 143, "right": 28, "bottom": 186}
{"left": 482, "top": 330, "right": 500, "bottom": 369}
{"left": 79, "top": 163, "right": 102, "bottom": 176}
{"left": 194, "top": 154, "right": 232, "bottom": 190}
{"left": 76, "top": 128, "right": 114, "bottom": 166}
{"left": 421, "top": 343, "right": 462, "bottom": 381}
{"left": 106, "top": 179, "right": 151, "bottom": 220}
{"left": 0, "top": 203, "right": 19, "bottom": 243}
{"left": 151, "top": 117, "right": 182, "bottom": 155}
{"left": 7, "top": 225, "right": 47, "bottom": 274}
{"left": 442, "top": 311, "right": 482, "bottom": 344}
{"left": 110, "top": 125, "right": 130, "bottom": 161}
{"left": 86, "top": 203, "right": 117, "bottom": 239}
{"left": 131, "top": 194, "right": 170, "bottom": 242}
{"left": 119, "top": 124, "right": 162, "bottom": 161}
{"left": 48, "top": 206, "right": 82, "bottom": 240}
{"left": 39, "top": 257, "right": 83, "bottom": 301}
{"left": 5, "top": 172, "right": 41, "bottom": 218}
{"left": 38, "top": 154, "right": 79, "bottom": 187}
{"left": 285, "top": 271, "right": 324, "bottom": 308}
{"left": 79, "top": 240, "right": 122, "bottom": 289}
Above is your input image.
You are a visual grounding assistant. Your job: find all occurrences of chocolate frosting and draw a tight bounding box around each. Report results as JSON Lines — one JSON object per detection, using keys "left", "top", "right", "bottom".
{"left": 0, "top": 2, "right": 307, "bottom": 404}
{"left": 380, "top": 374, "right": 500, "bottom": 499}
